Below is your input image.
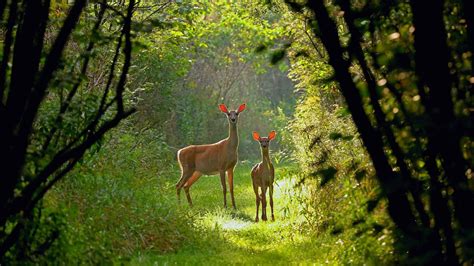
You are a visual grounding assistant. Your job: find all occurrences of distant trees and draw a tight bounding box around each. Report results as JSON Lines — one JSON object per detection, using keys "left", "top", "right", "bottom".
{"left": 129, "top": 0, "right": 295, "bottom": 160}
{"left": 0, "top": 0, "right": 135, "bottom": 260}
{"left": 283, "top": 0, "right": 473, "bottom": 263}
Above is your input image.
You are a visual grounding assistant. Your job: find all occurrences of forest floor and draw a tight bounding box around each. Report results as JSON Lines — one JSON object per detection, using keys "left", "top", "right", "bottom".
{"left": 129, "top": 164, "right": 332, "bottom": 264}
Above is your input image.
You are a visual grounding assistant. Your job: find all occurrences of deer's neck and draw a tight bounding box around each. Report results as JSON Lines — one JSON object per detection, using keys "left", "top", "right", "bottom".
{"left": 261, "top": 149, "right": 271, "bottom": 166}
{"left": 228, "top": 123, "right": 238, "bottom": 149}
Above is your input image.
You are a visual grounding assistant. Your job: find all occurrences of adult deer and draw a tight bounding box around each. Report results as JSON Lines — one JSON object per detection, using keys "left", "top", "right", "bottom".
{"left": 176, "top": 103, "right": 246, "bottom": 208}
{"left": 251, "top": 131, "right": 276, "bottom": 222}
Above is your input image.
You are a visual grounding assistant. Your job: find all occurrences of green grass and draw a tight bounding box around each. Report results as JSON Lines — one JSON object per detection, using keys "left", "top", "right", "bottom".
{"left": 130, "top": 164, "right": 335, "bottom": 265}
{"left": 48, "top": 160, "right": 337, "bottom": 264}
{"left": 45, "top": 134, "right": 393, "bottom": 265}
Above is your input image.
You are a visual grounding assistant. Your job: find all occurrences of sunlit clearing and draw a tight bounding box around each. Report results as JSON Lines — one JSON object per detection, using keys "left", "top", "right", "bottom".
{"left": 221, "top": 219, "right": 249, "bottom": 230}
{"left": 274, "top": 178, "right": 293, "bottom": 198}
{"left": 195, "top": 209, "right": 251, "bottom": 231}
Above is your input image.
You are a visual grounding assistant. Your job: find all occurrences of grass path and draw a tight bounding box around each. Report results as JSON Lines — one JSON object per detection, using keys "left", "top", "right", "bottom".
{"left": 131, "top": 164, "right": 331, "bottom": 265}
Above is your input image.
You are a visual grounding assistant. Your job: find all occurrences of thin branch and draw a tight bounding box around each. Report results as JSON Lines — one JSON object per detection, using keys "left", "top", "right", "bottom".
{"left": 27, "top": 109, "right": 134, "bottom": 212}
{"left": 0, "top": 0, "right": 18, "bottom": 104}
{"left": 99, "top": 31, "right": 124, "bottom": 112}
{"left": 27, "top": 0, "right": 87, "bottom": 111}
{"left": 303, "top": 18, "right": 324, "bottom": 59}
{"left": 139, "top": 0, "right": 172, "bottom": 23}
{"left": 116, "top": 0, "right": 135, "bottom": 114}
{"left": 14, "top": 108, "right": 135, "bottom": 218}
{"left": 221, "top": 63, "right": 247, "bottom": 101}
{"left": 95, "top": 2, "right": 126, "bottom": 19}
{"left": 42, "top": 3, "right": 107, "bottom": 153}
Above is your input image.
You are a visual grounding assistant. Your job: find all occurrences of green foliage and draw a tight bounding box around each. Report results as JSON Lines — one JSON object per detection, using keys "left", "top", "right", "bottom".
{"left": 10, "top": 0, "right": 469, "bottom": 263}
{"left": 261, "top": 2, "right": 399, "bottom": 263}
{"left": 2, "top": 206, "right": 68, "bottom": 263}
{"left": 279, "top": 0, "right": 474, "bottom": 263}
{"left": 0, "top": 1, "right": 137, "bottom": 260}
{"left": 43, "top": 127, "right": 187, "bottom": 263}
{"left": 36, "top": 0, "right": 393, "bottom": 263}
{"left": 127, "top": 0, "right": 296, "bottom": 160}
{"left": 287, "top": 90, "right": 392, "bottom": 260}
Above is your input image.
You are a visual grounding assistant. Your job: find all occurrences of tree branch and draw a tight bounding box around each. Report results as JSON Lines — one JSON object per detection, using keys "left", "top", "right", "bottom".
{"left": 0, "top": 0, "right": 18, "bottom": 104}
{"left": 42, "top": 2, "right": 107, "bottom": 153}
{"left": 306, "top": 0, "right": 420, "bottom": 240}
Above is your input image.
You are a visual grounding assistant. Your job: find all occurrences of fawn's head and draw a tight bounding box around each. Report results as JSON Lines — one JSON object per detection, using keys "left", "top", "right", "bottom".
{"left": 219, "top": 103, "right": 246, "bottom": 124}
{"left": 252, "top": 131, "right": 276, "bottom": 150}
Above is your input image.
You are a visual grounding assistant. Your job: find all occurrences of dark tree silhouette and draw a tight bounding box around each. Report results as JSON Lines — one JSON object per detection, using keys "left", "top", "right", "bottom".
{"left": 0, "top": 0, "right": 136, "bottom": 259}
{"left": 285, "top": 0, "right": 474, "bottom": 264}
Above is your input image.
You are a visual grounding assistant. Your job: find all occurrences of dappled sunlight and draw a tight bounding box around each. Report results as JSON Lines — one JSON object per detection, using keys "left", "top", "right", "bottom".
{"left": 274, "top": 178, "right": 294, "bottom": 199}
{"left": 221, "top": 219, "right": 251, "bottom": 230}
{"left": 186, "top": 173, "right": 317, "bottom": 259}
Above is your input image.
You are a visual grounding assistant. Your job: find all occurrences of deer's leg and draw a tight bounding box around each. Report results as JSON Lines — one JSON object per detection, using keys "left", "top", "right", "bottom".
{"left": 220, "top": 171, "right": 227, "bottom": 208}
{"left": 183, "top": 171, "right": 202, "bottom": 207}
{"left": 252, "top": 182, "right": 260, "bottom": 222}
{"left": 176, "top": 168, "right": 193, "bottom": 203}
{"left": 270, "top": 184, "right": 275, "bottom": 221}
{"left": 227, "top": 169, "right": 236, "bottom": 209}
{"left": 261, "top": 186, "right": 268, "bottom": 221}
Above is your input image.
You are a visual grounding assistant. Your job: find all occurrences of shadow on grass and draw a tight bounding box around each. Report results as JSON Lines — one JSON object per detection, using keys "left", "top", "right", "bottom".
{"left": 230, "top": 209, "right": 254, "bottom": 222}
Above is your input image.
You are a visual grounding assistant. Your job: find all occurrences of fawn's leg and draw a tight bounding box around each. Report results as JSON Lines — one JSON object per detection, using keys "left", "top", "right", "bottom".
{"left": 220, "top": 171, "right": 227, "bottom": 208}
{"left": 252, "top": 182, "right": 260, "bottom": 222}
{"left": 183, "top": 171, "right": 202, "bottom": 207}
{"left": 261, "top": 186, "right": 267, "bottom": 221}
{"left": 269, "top": 184, "right": 275, "bottom": 221}
{"left": 227, "top": 168, "right": 236, "bottom": 209}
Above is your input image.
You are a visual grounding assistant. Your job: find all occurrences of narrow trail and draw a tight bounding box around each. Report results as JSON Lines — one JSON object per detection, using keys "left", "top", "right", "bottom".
{"left": 131, "top": 164, "right": 331, "bottom": 264}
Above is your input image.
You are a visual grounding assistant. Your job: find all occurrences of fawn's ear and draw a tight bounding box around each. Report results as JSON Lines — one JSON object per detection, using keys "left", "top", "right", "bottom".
{"left": 252, "top": 131, "right": 261, "bottom": 141}
{"left": 237, "top": 103, "right": 246, "bottom": 113}
{"left": 268, "top": 130, "right": 276, "bottom": 140}
{"left": 219, "top": 104, "right": 229, "bottom": 113}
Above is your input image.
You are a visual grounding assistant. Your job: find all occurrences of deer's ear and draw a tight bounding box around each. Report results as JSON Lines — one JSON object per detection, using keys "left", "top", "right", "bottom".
{"left": 252, "top": 131, "right": 260, "bottom": 141}
{"left": 268, "top": 130, "right": 276, "bottom": 140}
{"left": 237, "top": 103, "right": 246, "bottom": 113}
{"left": 219, "top": 104, "right": 229, "bottom": 113}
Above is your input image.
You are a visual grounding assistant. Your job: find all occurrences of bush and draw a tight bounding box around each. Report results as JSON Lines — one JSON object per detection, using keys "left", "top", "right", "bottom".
{"left": 42, "top": 127, "right": 192, "bottom": 263}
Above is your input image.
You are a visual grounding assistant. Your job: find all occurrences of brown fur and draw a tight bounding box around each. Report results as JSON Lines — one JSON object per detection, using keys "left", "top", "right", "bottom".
{"left": 251, "top": 131, "right": 276, "bottom": 222}
{"left": 175, "top": 104, "right": 245, "bottom": 208}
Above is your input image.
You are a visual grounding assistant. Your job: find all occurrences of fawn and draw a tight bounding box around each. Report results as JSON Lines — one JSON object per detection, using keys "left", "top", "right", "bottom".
{"left": 251, "top": 130, "right": 276, "bottom": 222}
{"left": 176, "top": 103, "right": 246, "bottom": 208}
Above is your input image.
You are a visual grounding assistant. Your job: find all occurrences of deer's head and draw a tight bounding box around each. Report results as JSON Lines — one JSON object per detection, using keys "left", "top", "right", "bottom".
{"left": 219, "top": 103, "right": 246, "bottom": 124}
{"left": 252, "top": 131, "right": 276, "bottom": 150}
